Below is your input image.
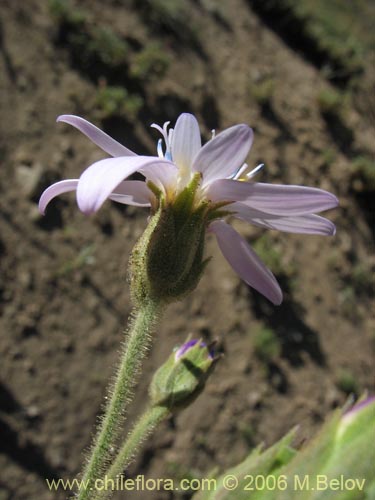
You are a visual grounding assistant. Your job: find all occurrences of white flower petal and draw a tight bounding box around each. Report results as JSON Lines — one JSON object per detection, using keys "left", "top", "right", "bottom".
{"left": 208, "top": 180, "right": 338, "bottom": 215}
{"left": 139, "top": 162, "right": 178, "bottom": 193}
{"left": 39, "top": 179, "right": 79, "bottom": 214}
{"left": 193, "top": 124, "right": 253, "bottom": 186}
{"left": 77, "top": 156, "right": 173, "bottom": 214}
{"left": 57, "top": 115, "right": 137, "bottom": 157}
{"left": 171, "top": 113, "right": 201, "bottom": 170}
{"left": 109, "top": 180, "right": 152, "bottom": 207}
{"left": 255, "top": 215, "right": 337, "bottom": 235}
{"left": 229, "top": 202, "right": 336, "bottom": 235}
{"left": 210, "top": 220, "right": 283, "bottom": 305}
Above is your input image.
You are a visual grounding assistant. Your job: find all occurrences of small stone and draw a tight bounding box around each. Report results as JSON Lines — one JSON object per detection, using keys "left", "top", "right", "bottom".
{"left": 13, "top": 148, "right": 33, "bottom": 165}
{"left": 11, "top": 348, "right": 23, "bottom": 360}
{"left": 247, "top": 386, "right": 267, "bottom": 408}
{"left": 48, "top": 449, "right": 65, "bottom": 469}
{"left": 325, "top": 387, "right": 341, "bottom": 408}
{"left": 290, "top": 331, "right": 303, "bottom": 343}
{"left": 61, "top": 337, "right": 75, "bottom": 353}
{"left": 19, "top": 270, "right": 33, "bottom": 288}
{"left": 60, "top": 139, "right": 74, "bottom": 157}
{"left": 16, "top": 163, "right": 44, "bottom": 199}
{"left": 25, "top": 405, "right": 40, "bottom": 420}
{"left": 17, "top": 74, "right": 29, "bottom": 92}
{"left": 28, "top": 205, "right": 43, "bottom": 222}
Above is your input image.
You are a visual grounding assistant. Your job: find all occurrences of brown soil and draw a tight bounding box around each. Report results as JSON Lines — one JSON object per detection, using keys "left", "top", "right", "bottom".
{"left": 0, "top": 1, "right": 373, "bottom": 499}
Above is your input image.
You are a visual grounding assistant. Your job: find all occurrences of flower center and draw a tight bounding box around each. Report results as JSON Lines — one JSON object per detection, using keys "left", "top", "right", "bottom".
{"left": 151, "top": 120, "right": 198, "bottom": 197}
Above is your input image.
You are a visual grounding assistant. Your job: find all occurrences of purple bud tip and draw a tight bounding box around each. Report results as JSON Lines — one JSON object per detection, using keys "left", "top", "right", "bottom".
{"left": 343, "top": 396, "right": 375, "bottom": 419}
{"left": 175, "top": 339, "right": 214, "bottom": 361}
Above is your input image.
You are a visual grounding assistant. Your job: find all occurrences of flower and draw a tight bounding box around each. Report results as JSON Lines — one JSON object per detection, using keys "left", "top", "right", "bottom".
{"left": 39, "top": 113, "right": 338, "bottom": 305}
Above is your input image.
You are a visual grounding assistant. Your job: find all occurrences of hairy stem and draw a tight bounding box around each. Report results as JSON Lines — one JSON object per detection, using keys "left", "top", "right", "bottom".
{"left": 76, "top": 300, "right": 162, "bottom": 500}
{"left": 94, "top": 405, "right": 169, "bottom": 500}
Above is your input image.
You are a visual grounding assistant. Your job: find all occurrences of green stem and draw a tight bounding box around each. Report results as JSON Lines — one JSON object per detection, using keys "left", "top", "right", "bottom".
{"left": 76, "top": 299, "right": 162, "bottom": 500}
{"left": 94, "top": 405, "right": 169, "bottom": 500}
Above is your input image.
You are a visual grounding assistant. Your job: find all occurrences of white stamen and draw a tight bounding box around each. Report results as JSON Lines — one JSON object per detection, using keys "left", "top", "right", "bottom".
{"left": 233, "top": 163, "right": 248, "bottom": 180}
{"left": 167, "top": 127, "right": 174, "bottom": 151}
{"left": 157, "top": 138, "right": 164, "bottom": 158}
{"left": 246, "top": 163, "right": 264, "bottom": 179}
{"left": 150, "top": 123, "right": 164, "bottom": 136}
{"left": 151, "top": 121, "right": 173, "bottom": 160}
{"left": 211, "top": 129, "right": 216, "bottom": 139}
{"left": 232, "top": 163, "right": 265, "bottom": 181}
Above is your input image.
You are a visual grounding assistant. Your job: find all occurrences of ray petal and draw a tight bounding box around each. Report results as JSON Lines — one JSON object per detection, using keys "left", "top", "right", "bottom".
{"left": 193, "top": 124, "right": 253, "bottom": 185}
{"left": 77, "top": 156, "right": 173, "bottom": 214}
{"left": 39, "top": 179, "right": 79, "bottom": 214}
{"left": 171, "top": 113, "right": 201, "bottom": 170}
{"left": 208, "top": 180, "right": 338, "bottom": 215}
{"left": 57, "top": 115, "right": 137, "bottom": 157}
{"left": 210, "top": 220, "right": 282, "bottom": 305}
{"left": 229, "top": 203, "right": 336, "bottom": 235}
{"left": 110, "top": 180, "right": 152, "bottom": 207}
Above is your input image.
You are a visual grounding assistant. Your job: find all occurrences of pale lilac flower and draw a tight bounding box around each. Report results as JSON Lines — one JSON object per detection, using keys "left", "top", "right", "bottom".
{"left": 39, "top": 113, "right": 338, "bottom": 305}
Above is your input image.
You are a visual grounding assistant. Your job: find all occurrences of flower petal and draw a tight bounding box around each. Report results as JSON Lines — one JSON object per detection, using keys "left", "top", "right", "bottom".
{"left": 210, "top": 220, "right": 282, "bottom": 305}
{"left": 171, "top": 113, "right": 201, "bottom": 170}
{"left": 257, "top": 215, "right": 336, "bottom": 235}
{"left": 109, "top": 180, "right": 152, "bottom": 207}
{"left": 192, "top": 124, "right": 253, "bottom": 185}
{"left": 39, "top": 179, "right": 79, "bottom": 214}
{"left": 57, "top": 115, "right": 137, "bottom": 157}
{"left": 139, "top": 162, "right": 178, "bottom": 193}
{"left": 208, "top": 180, "right": 338, "bottom": 215}
{"left": 77, "top": 156, "right": 173, "bottom": 214}
{"left": 229, "top": 202, "right": 336, "bottom": 235}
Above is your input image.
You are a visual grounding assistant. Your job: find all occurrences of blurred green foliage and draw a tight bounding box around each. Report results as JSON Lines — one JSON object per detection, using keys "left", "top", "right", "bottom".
{"left": 339, "top": 286, "right": 359, "bottom": 320}
{"left": 252, "top": 233, "right": 287, "bottom": 274}
{"left": 49, "top": 0, "right": 86, "bottom": 26}
{"left": 81, "top": 27, "right": 128, "bottom": 68}
{"left": 49, "top": 0, "right": 150, "bottom": 120}
{"left": 249, "top": 0, "right": 372, "bottom": 83}
{"left": 316, "top": 88, "right": 343, "bottom": 115}
{"left": 253, "top": 327, "right": 281, "bottom": 362}
{"left": 58, "top": 244, "right": 96, "bottom": 276}
{"left": 350, "top": 261, "right": 374, "bottom": 295}
{"left": 135, "top": 0, "right": 200, "bottom": 48}
{"left": 335, "top": 369, "right": 359, "bottom": 395}
{"left": 95, "top": 86, "right": 143, "bottom": 119}
{"left": 194, "top": 398, "right": 375, "bottom": 500}
{"left": 320, "top": 148, "right": 336, "bottom": 168}
{"left": 136, "top": 0, "right": 188, "bottom": 30}
{"left": 290, "top": 0, "right": 365, "bottom": 77}
{"left": 238, "top": 422, "right": 256, "bottom": 447}
{"left": 248, "top": 78, "right": 275, "bottom": 107}
{"left": 130, "top": 43, "right": 170, "bottom": 80}
{"left": 350, "top": 155, "right": 375, "bottom": 193}
{"left": 49, "top": 0, "right": 128, "bottom": 78}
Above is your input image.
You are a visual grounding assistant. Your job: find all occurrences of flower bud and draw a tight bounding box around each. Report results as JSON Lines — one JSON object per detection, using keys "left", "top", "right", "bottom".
{"left": 149, "top": 338, "right": 219, "bottom": 410}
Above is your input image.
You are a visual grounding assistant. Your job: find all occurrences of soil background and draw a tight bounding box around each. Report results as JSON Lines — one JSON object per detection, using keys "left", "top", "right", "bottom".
{"left": 0, "top": 1, "right": 374, "bottom": 499}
